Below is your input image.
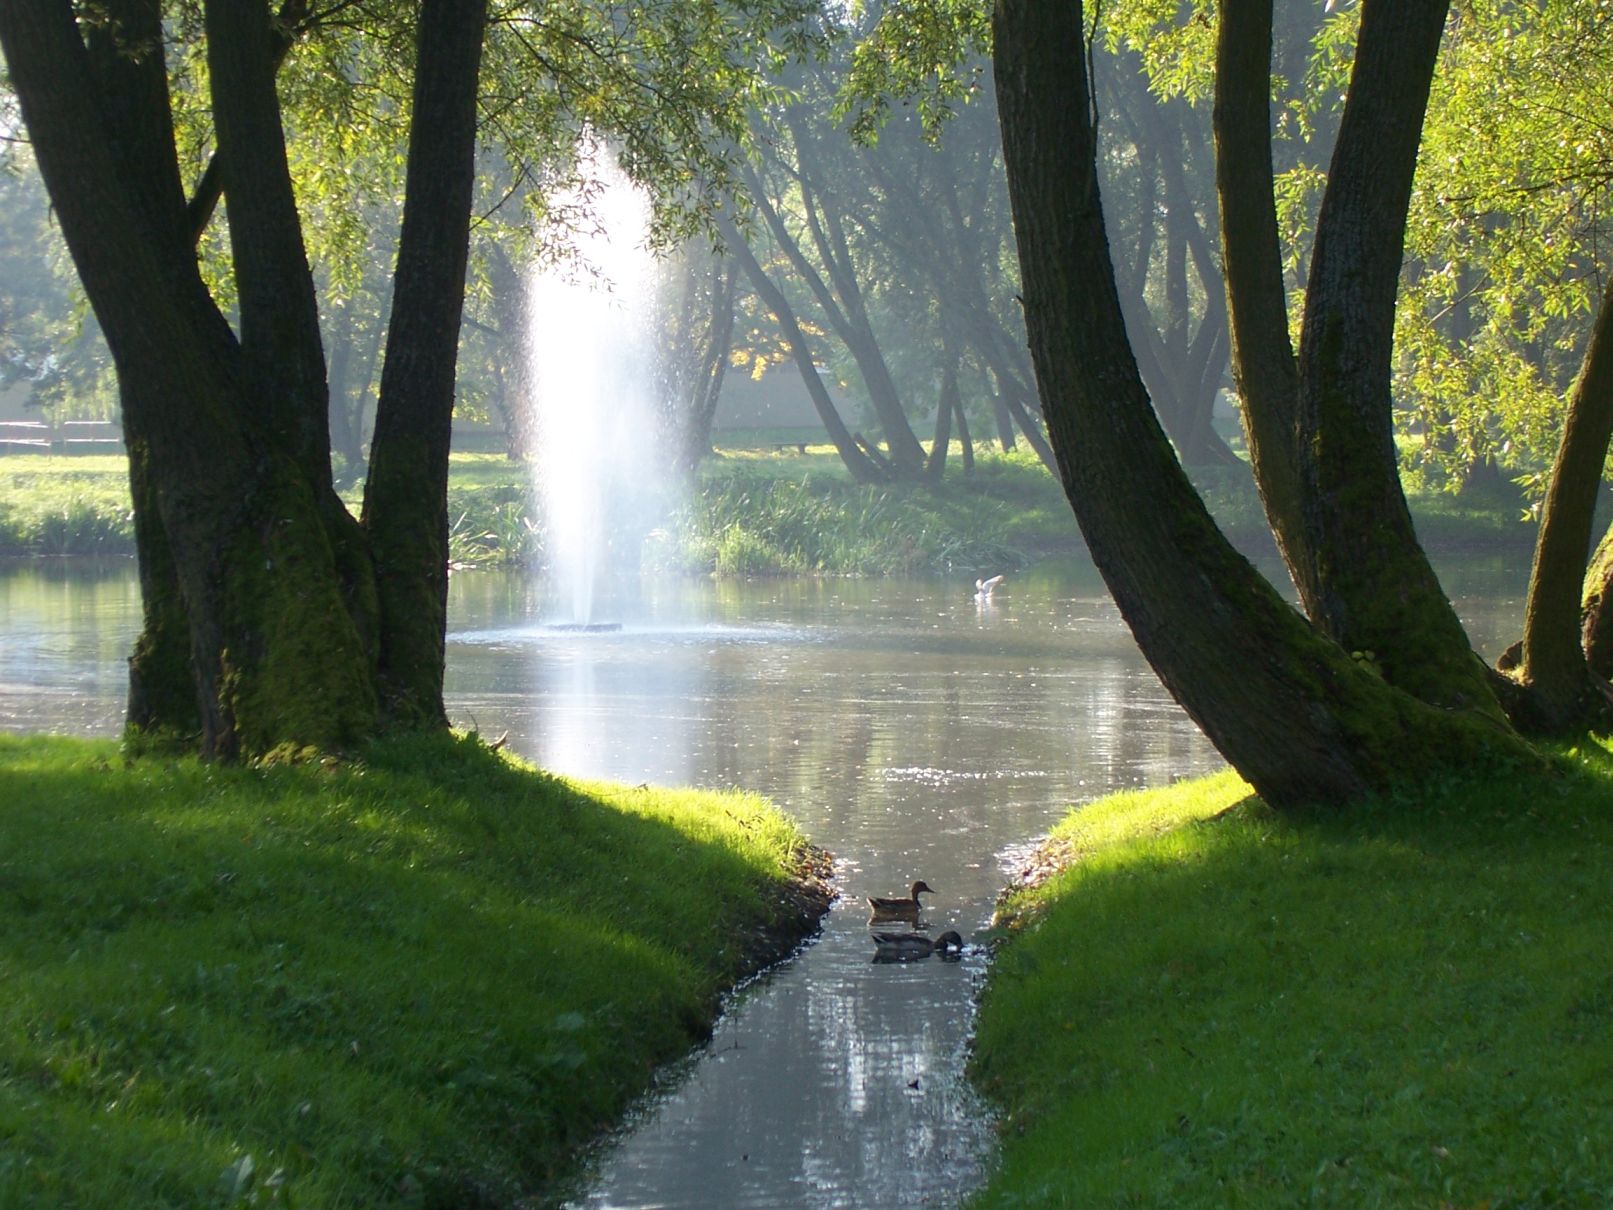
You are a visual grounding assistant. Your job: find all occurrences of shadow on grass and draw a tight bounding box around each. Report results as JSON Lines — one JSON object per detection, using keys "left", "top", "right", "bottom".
{"left": 0, "top": 732, "right": 828, "bottom": 1207}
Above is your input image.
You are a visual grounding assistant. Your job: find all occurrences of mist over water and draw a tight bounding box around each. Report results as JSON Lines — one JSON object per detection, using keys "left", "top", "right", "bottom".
{"left": 527, "top": 147, "right": 668, "bottom": 625}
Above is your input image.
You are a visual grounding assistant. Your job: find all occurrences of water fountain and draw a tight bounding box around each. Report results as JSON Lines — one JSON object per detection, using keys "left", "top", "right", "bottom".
{"left": 528, "top": 145, "right": 667, "bottom": 631}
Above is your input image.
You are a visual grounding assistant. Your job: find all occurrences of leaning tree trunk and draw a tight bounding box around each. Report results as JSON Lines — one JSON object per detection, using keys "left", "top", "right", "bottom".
{"left": 739, "top": 153, "right": 927, "bottom": 477}
{"left": 1527, "top": 273, "right": 1613, "bottom": 725}
{"left": 361, "top": 0, "right": 489, "bottom": 727}
{"left": 1582, "top": 526, "right": 1613, "bottom": 682}
{"left": 992, "top": 0, "right": 1531, "bottom": 809}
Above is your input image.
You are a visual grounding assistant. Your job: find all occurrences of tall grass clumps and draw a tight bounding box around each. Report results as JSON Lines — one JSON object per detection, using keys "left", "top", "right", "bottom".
{"left": 971, "top": 757, "right": 1613, "bottom": 1207}
{"left": 0, "top": 733, "right": 830, "bottom": 1207}
{"left": 0, "top": 457, "right": 134, "bottom": 556}
{"left": 661, "top": 452, "right": 1076, "bottom": 576}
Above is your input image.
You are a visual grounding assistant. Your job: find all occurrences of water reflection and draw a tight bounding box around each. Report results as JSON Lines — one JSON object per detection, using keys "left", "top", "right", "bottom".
{"left": 445, "top": 568, "right": 1230, "bottom": 1208}
{"left": 0, "top": 552, "right": 1533, "bottom": 1208}
{"left": 0, "top": 559, "right": 141, "bottom": 736}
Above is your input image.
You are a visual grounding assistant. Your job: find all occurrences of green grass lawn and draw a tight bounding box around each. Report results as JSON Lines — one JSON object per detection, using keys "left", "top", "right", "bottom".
{"left": 0, "top": 732, "right": 829, "bottom": 1207}
{"left": 970, "top": 755, "right": 1613, "bottom": 1207}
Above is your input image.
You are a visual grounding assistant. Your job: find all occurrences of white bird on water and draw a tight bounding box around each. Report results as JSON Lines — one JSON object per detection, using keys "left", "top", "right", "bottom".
{"left": 974, "top": 574, "right": 1005, "bottom": 601}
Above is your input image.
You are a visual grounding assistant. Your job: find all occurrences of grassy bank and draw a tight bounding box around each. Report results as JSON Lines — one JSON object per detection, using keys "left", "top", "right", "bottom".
{"left": 0, "top": 733, "right": 831, "bottom": 1207}
{"left": 970, "top": 756, "right": 1613, "bottom": 1206}
{"left": 0, "top": 447, "right": 1538, "bottom": 572}
{"left": 0, "top": 455, "right": 132, "bottom": 556}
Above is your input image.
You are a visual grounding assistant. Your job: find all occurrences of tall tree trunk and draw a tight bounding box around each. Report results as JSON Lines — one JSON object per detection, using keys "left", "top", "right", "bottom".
{"left": 1213, "top": 0, "right": 1316, "bottom": 606}
{"left": 84, "top": 0, "right": 209, "bottom": 739}
{"left": 1582, "top": 526, "right": 1613, "bottom": 681}
{"left": 4, "top": 0, "right": 378, "bottom": 758}
{"left": 204, "top": 0, "right": 331, "bottom": 494}
{"left": 926, "top": 356, "right": 958, "bottom": 483}
{"left": 124, "top": 428, "right": 200, "bottom": 739}
{"left": 1295, "top": 0, "right": 1502, "bottom": 720}
{"left": 955, "top": 384, "right": 975, "bottom": 473}
{"left": 362, "top": 0, "right": 488, "bottom": 727}
{"left": 484, "top": 241, "right": 535, "bottom": 460}
{"left": 992, "top": 0, "right": 1530, "bottom": 809}
{"left": 991, "top": 392, "right": 1017, "bottom": 451}
{"left": 184, "top": 0, "right": 310, "bottom": 244}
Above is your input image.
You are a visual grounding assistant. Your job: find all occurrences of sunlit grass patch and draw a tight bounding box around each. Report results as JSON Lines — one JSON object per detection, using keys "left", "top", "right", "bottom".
{"left": 0, "top": 732, "right": 826, "bottom": 1206}
{"left": 0, "top": 456, "right": 133, "bottom": 555}
{"left": 972, "top": 754, "right": 1613, "bottom": 1206}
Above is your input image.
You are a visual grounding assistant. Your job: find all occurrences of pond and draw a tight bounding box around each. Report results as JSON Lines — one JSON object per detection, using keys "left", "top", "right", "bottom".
{"left": 0, "top": 553, "right": 1529, "bottom": 1207}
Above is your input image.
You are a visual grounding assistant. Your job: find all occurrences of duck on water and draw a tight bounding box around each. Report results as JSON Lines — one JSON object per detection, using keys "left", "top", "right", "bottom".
{"left": 870, "top": 929, "right": 964, "bottom": 963}
{"left": 867, "top": 880, "right": 934, "bottom": 922}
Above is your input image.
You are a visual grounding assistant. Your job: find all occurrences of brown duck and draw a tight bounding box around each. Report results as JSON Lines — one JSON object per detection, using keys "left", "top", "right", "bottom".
{"left": 866, "top": 880, "right": 934, "bottom": 922}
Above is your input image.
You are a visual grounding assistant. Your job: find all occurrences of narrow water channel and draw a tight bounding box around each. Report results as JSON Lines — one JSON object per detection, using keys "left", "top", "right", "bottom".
{"left": 0, "top": 554, "right": 1528, "bottom": 1207}
{"left": 448, "top": 562, "right": 1226, "bottom": 1208}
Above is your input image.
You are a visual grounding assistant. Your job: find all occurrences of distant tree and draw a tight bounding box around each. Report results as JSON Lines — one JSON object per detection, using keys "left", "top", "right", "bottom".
{"left": 736, "top": 96, "right": 930, "bottom": 478}
{"left": 658, "top": 240, "right": 738, "bottom": 479}
{"left": 715, "top": 206, "right": 888, "bottom": 481}
{"left": 1099, "top": 60, "right": 1237, "bottom": 469}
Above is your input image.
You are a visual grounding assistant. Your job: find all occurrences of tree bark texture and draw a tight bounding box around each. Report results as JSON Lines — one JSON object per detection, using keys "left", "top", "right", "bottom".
{"left": 0, "top": 0, "right": 436, "bottom": 758}
{"left": 204, "top": 0, "right": 333, "bottom": 494}
{"left": 83, "top": 0, "right": 215, "bottom": 738}
{"left": 1582, "top": 525, "right": 1613, "bottom": 682}
{"left": 1212, "top": 0, "right": 1316, "bottom": 604}
{"left": 992, "top": 0, "right": 1530, "bottom": 809}
{"left": 185, "top": 0, "right": 310, "bottom": 244}
{"left": 362, "top": 0, "right": 489, "bottom": 726}
{"left": 1294, "top": 0, "right": 1502, "bottom": 720}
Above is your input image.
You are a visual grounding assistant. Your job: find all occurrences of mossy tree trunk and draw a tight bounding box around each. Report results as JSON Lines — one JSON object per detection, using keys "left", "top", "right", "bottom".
{"left": 1292, "top": 0, "right": 1504, "bottom": 721}
{"left": 1, "top": 0, "right": 485, "bottom": 759}
{"left": 361, "top": 0, "right": 488, "bottom": 727}
{"left": 1582, "top": 526, "right": 1613, "bottom": 682}
{"left": 79, "top": 0, "right": 209, "bottom": 740}
{"left": 992, "top": 0, "right": 1533, "bottom": 809}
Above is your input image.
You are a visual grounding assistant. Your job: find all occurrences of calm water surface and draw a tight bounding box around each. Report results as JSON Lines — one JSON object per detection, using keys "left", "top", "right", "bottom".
{"left": 0, "top": 553, "right": 1529, "bottom": 1208}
